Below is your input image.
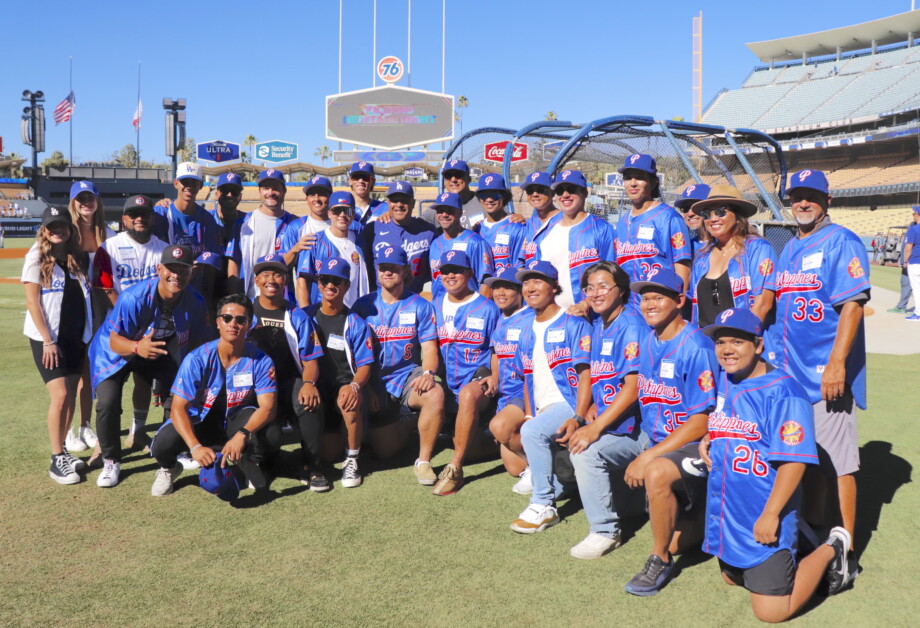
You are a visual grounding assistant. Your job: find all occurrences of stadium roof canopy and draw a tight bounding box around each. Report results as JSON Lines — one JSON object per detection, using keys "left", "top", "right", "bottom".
{"left": 746, "top": 9, "right": 920, "bottom": 62}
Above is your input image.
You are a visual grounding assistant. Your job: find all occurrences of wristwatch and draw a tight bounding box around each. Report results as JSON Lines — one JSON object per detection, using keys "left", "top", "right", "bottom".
{"left": 238, "top": 427, "right": 252, "bottom": 442}
{"left": 574, "top": 414, "right": 588, "bottom": 427}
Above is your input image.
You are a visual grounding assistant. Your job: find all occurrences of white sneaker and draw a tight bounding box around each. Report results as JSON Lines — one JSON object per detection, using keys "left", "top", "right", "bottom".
{"left": 570, "top": 532, "right": 622, "bottom": 559}
{"left": 96, "top": 459, "right": 121, "bottom": 488}
{"left": 177, "top": 452, "right": 201, "bottom": 470}
{"left": 510, "top": 503, "right": 559, "bottom": 534}
{"left": 79, "top": 425, "right": 98, "bottom": 448}
{"left": 65, "top": 430, "right": 88, "bottom": 453}
{"left": 341, "top": 456, "right": 362, "bottom": 488}
{"left": 512, "top": 467, "right": 533, "bottom": 495}
{"left": 151, "top": 463, "right": 183, "bottom": 496}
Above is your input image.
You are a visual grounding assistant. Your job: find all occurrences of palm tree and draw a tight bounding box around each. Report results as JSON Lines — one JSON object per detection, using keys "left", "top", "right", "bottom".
{"left": 456, "top": 95, "right": 469, "bottom": 137}
{"left": 244, "top": 134, "right": 257, "bottom": 163}
{"left": 545, "top": 111, "right": 558, "bottom": 121}
{"left": 314, "top": 145, "right": 331, "bottom": 167}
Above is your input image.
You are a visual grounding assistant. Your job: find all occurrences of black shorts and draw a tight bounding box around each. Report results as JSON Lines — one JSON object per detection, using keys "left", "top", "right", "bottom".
{"left": 30, "top": 338, "right": 85, "bottom": 383}
{"left": 658, "top": 442, "right": 709, "bottom": 516}
{"left": 719, "top": 550, "right": 795, "bottom": 596}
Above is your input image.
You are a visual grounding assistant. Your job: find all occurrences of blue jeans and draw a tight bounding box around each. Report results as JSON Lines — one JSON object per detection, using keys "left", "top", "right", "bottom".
{"left": 570, "top": 429, "right": 650, "bottom": 537}
{"left": 520, "top": 401, "right": 574, "bottom": 505}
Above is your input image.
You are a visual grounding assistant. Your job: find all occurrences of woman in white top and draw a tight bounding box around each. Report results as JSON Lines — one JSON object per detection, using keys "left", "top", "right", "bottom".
{"left": 23, "top": 207, "right": 93, "bottom": 484}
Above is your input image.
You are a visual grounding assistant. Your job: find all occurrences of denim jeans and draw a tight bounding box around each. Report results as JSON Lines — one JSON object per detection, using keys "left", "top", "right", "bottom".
{"left": 520, "top": 401, "right": 575, "bottom": 505}
{"left": 570, "top": 429, "right": 650, "bottom": 537}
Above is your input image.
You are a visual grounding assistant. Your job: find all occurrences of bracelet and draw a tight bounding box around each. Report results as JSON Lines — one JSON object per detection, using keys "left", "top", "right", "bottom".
{"left": 133, "top": 341, "right": 140, "bottom": 354}
{"left": 523, "top": 415, "right": 534, "bottom": 421}
{"left": 303, "top": 379, "right": 316, "bottom": 386}
{"left": 43, "top": 340, "right": 56, "bottom": 346}
{"left": 349, "top": 381, "right": 361, "bottom": 392}
{"left": 190, "top": 444, "right": 202, "bottom": 452}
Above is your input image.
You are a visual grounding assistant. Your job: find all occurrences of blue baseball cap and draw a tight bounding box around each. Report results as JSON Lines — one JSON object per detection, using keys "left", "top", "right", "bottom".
{"left": 217, "top": 172, "right": 243, "bottom": 191}
{"left": 521, "top": 171, "right": 553, "bottom": 191}
{"left": 787, "top": 170, "right": 830, "bottom": 196}
{"left": 69, "top": 180, "right": 99, "bottom": 200}
{"left": 516, "top": 259, "right": 559, "bottom": 284}
{"left": 441, "top": 159, "right": 470, "bottom": 175}
{"left": 551, "top": 170, "right": 588, "bottom": 191}
{"left": 318, "top": 257, "right": 351, "bottom": 280}
{"left": 483, "top": 265, "right": 522, "bottom": 288}
{"left": 702, "top": 308, "right": 764, "bottom": 339}
{"left": 349, "top": 162, "right": 375, "bottom": 176}
{"left": 433, "top": 192, "right": 463, "bottom": 212}
{"left": 674, "top": 183, "right": 712, "bottom": 210}
{"left": 618, "top": 153, "right": 657, "bottom": 175}
{"left": 258, "top": 169, "right": 285, "bottom": 186}
{"left": 329, "top": 191, "right": 355, "bottom": 210}
{"left": 253, "top": 253, "right": 287, "bottom": 275}
{"left": 194, "top": 251, "right": 223, "bottom": 270}
{"left": 630, "top": 268, "right": 684, "bottom": 296}
{"left": 913, "top": 205, "right": 920, "bottom": 215}
{"left": 374, "top": 244, "right": 408, "bottom": 266}
{"left": 199, "top": 453, "right": 240, "bottom": 502}
{"left": 476, "top": 173, "right": 511, "bottom": 200}
{"left": 439, "top": 250, "right": 472, "bottom": 271}
{"left": 387, "top": 181, "right": 415, "bottom": 199}
{"left": 304, "top": 176, "right": 333, "bottom": 195}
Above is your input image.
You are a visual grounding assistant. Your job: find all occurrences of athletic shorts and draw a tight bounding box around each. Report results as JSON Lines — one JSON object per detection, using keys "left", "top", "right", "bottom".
{"left": 813, "top": 387, "right": 860, "bottom": 476}
{"left": 30, "top": 338, "right": 86, "bottom": 383}
{"left": 657, "top": 442, "right": 709, "bottom": 516}
{"left": 443, "top": 366, "right": 496, "bottom": 430}
{"left": 497, "top": 396, "right": 525, "bottom": 412}
{"left": 719, "top": 549, "right": 795, "bottom": 596}
{"left": 369, "top": 366, "right": 428, "bottom": 428}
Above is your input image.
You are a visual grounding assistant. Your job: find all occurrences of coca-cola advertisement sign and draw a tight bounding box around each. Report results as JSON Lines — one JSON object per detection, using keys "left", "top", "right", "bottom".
{"left": 483, "top": 141, "right": 529, "bottom": 163}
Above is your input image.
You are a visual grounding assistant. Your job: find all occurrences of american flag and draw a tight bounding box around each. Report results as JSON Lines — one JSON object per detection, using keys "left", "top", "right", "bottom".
{"left": 132, "top": 99, "right": 142, "bottom": 130}
{"left": 53, "top": 92, "right": 76, "bottom": 125}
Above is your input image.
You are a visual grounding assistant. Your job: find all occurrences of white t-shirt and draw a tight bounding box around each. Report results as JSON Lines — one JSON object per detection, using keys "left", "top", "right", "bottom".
{"left": 249, "top": 210, "right": 282, "bottom": 298}
{"left": 299, "top": 214, "right": 331, "bottom": 237}
{"left": 440, "top": 293, "right": 478, "bottom": 335}
{"left": 531, "top": 309, "right": 566, "bottom": 413}
{"left": 540, "top": 223, "right": 575, "bottom": 307}
{"left": 324, "top": 230, "right": 369, "bottom": 307}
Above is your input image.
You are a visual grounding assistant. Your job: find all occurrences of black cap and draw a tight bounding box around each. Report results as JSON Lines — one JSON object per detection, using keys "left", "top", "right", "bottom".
{"left": 41, "top": 206, "right": 73, "bottom": 228}
{"left": 160, "top": 244, "right": 194, "bottom": 267}
{"left": 124, "top": 195, "right": 153, "bottom": 213}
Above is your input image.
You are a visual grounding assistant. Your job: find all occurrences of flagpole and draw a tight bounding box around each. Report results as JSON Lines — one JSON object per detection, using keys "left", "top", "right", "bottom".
{"left": 68, "top": 57, "right": 73, "bottom": 165}
{"left": 135, "top": 61, "right": 141, "bottom": 168}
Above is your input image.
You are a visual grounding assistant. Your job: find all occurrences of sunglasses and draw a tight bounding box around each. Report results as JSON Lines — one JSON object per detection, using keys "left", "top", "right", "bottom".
{"left": 699, "top": 206, "right": 733, "bottom": 220}
{"left": 75, "top": 194, "right": 97, "bottom": 205}
{"left": 330, "top": 206, "right": 353, "bottom": 216}
{"left": 677, "top": 205, "right": 695, "bottom": 215}
{"left": 554, "top": 185, "right": 581, "bottom": 196}
{"left": 478, "top": 192, "right": 503, "bottom": 201}
{"left": 350, "top": 173, "right": 372, "bottom": 181}
{"left": 219, "top": 314, "right": 249, "bottom": 325}
{"left": 525, "top": 186, "right": 551, "bottom": 196}
{"left": 220, "top": 189, "right": 242, "bottom": 197}
{"left": 711, "top": 285, "right": 721, "bottom": 307}
{"left": 318, "top": 275, "right": 345, "bottom": 287}
{"left": 124, "top": 210, "right": 150, "bottom": 219}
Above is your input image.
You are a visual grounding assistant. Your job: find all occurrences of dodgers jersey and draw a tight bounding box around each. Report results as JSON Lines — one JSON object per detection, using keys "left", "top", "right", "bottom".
{"left": 99, "top": 232, "right": 168, "bottom": 293}
{"left": 689, "top": 236, "right": 777, "bottom": 324}
{"left": 515, "top": 311, "right": 593, "bottom": 413}
{"left": 435, "top": 293, "right": 501, "bottom": 398}
{"left": 637, "top": 322, "right": 719, "bottom": 445}
{"left": 153, "top": 202, "right": 221, "bottom": 258}
{"left": 429, "top": 230, "right": 495, "bottom": 303}
{"left": 766, "top": 222, "right": 870, "bottom": 409}
{"left": 363, "top": 218, "right": 436, "bottom": 294}
{"left": 490, "top": 306, "right": 534, "bottom": 409}
{"left": 703, "top": 368, "right": 818, "bottom": 569}
{"left": 475, "top": 215, "right": 527, "bottom": 272}
{"left": 353, "top": 290, "right": 438, "bottom": 397}
{"left": 590, "top": 309, "right": 647, "bottom": 435}
{"left": 535, "top": 213, "right": 616, "bottom": 303}
{"left": 170, "top": 340, "right": 276, "bottom": 423}
{"left": 297, "top": 229, "right": 370, "bottom": 307}
{"left": 519, "top": 211, "right": 563, "bottom": 265}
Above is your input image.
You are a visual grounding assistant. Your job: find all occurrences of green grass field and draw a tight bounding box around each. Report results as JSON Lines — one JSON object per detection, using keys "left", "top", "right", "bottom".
{"left": 0, "top": 252, "right": 916, "bottom": 626}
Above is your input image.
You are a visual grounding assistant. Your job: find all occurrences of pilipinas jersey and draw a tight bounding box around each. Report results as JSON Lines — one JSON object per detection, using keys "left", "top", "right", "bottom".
{"left": 475, "top": 216, "right": 527, "bottom": 272}
{"left": 100, "top": 231, "right": 168, "bottom": 293}
{"left": 515, "top": 311, "right": 593, "bottom": 412}
{"left": 689, "top": 236, "right": 777, "bottom": 324}
{"left": 637, "top": 322, "right": 718, "bottom": 445}
{"left": 703, "top": 368, "right": 818, "bottom": 569}
{"left": 153, "top": 202, "right": 221, "bottom": 258}
{"left": 490, "top": 306, "right": 534, "bottom": 409}
{"left": 590, "top": 310, "right": 647, "bottom": 435}
{"left": 535, "top": 213, "right": 616, "bottom": 302}
{"left": 429, "top": 230, "right": 495, "bottom": 303}
{"left": 615, "top": 203, "right": 691, "bottom": 308}
{"left": 435, "top": 293, "right": 501, "bottom": 398}
{"left": 297, "top": 229, "right": 370, "bottom": 307}
{"left": 353, "top": 290, "right": 438, "bottom": 397}
{"left": 206, "top": 208, "right": 245, "bottom": 257}
{"left": 519, "top": 211, "right": 563, "bottom": 265}
{"left": 170, "top": 340, "right": 276, "bottom": 424}
{"left": 302, "top": 303, "right": 374, "bottom": 375}
{"left": 363, "top": 218, "right": 436, "bottom": 294}
{"left": 766, "top": 222, "right": 870, "bottom": 408}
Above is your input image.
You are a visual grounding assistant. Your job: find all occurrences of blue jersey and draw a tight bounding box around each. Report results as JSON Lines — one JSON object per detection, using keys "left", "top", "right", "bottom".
{"left": 429, "top": 230, "right": 495, "bottom": 303}
{"left": 689, "top": 236, "right": 777, "bottom": 324}
{"left": 363, "top": 218, "right": 436, "bottom": 294}
{"left": 765, "top": 222, "right": 870, "bottom": 409}
{"left": 475, "top": 216, "right": 527, "bottom": 272}
{"left": 519, "top": 211, "right": 562, "bottom": 265}
{"left": 689, "top": 232, "right": 707, "bottom": 260}
{"left": 515, "top": 311, "right": 593, "bottom": 412}
{"left": 637, "top": 323, "right": 718, "bottom": 445}
{"left": 355, "top": 199, "right": 389, "bottom": 230}
{"left": 535, "top": 213, "right": 616, "bottom": 301}
{"left": 249, "top": 304, "right": 324, "bottom": 375}
{"left": 170, "top": 340, "right": 276, "bottom": 424}
{"left": 615, "top": 203, "right": 691, "bottom": 309}
{"left": 302, "top": 303, "right": 374, "bottom": 375}
{"left": 89, "top": 279, "right": 211, "bottom": 390}
{"left": 907, "top": 223, "right": 920, "bottom": 264}
{"left": 153, "top": 202, "right": 222, "bottom": 258}
{"left": 296, "top": 229, "right": 370, "bottom": 307}
{"left": 434, "top": 293, "right": 501, "bottom": 398}
{"left": 490, "top": 306, "right": 534, "bottom": 409}
{"left": 703, "top": 368, "right": 818, "bottom": 569}
{"left": 205, "top": 208, "right": 245, "bottom": 258}
{"left": 589, "top": 309, "right": 647, "bottom": 435}
{"left": 353, "top": 290, "right": 438, "bottom": 397}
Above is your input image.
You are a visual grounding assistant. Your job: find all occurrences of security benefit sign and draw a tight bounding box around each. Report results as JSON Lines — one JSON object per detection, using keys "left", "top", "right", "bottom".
{"left": 197, "top": 140, "right": 241, "bottom": 163}
{"left": 326, "top": 86, "right": 454, "bottom": 150}
{"left": 254, "top": 140, "right": 299, "bottom": 164}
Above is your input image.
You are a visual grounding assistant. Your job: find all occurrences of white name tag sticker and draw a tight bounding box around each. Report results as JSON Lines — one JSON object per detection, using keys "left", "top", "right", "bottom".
{"left": 232, "top": 372, "right": 253, "bottom": 388}
{"left": 117, "top": 247, "right": 137, "bottom": 261}
{"left": 601, "top": 340, "right": 613, "bottom": 355}
{"left": 399, "top": 312, "right": 416, "bottom": 325}
{"left": 637, "top": 225, "right": 655, "bottom": 240}
{"left": 660, "top": 360, "right": 675, "bottom": 379}
{"left": 468, "top": 213, "right": 485, "bottom": 227}
{"left": 467, "top": 317, "right": 484, "bottom": 330}
{"left": 802, "top": 252, "right": 823, "bottom": 271}
{"left": 496, "top": 233, "right": 510, "bottom": 245}
{"left": 506, "top": 328, "right": 521, "bottom": 341}
{"left": 716, "top": 394, "right": 725, "bottom": 412}
{"left": 452, "top": 242, "right": 469, "bottom": 252}
{"left": 547, "top": 329, "right": 565, "bottom": 343}
{"left": 327, "top": 334, "right": 347, "bottom": 351}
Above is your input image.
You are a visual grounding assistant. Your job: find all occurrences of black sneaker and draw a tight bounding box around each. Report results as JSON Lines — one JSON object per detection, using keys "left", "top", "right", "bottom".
{"left": 49, "top": 454, "right": 80, "bottom": 485}
{"left": 61, "top": 450, "right": 87, "bottom": 472}
{"left": 825, "top": 526, "right": 852, "bottom": 595}
{"left": 308, "top": 466, "right": 331, "bottom": 493}
{"left": 625, "top": 554, "right": 674, "bottom": 596}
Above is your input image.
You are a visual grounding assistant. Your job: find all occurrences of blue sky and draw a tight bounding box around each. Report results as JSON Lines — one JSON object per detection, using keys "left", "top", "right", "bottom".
{"left": 1, "top": 0, "right": 912, "bottom": 164}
